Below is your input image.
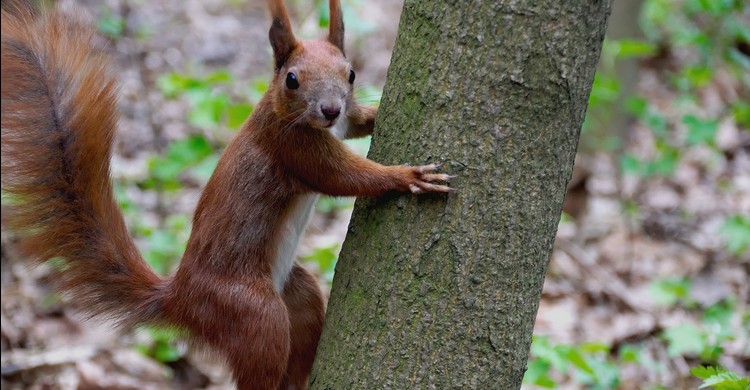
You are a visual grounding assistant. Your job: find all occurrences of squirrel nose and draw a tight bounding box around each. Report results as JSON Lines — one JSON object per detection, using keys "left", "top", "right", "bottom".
{"left": 321, "top": 104, "right": 341, "bottom": 121}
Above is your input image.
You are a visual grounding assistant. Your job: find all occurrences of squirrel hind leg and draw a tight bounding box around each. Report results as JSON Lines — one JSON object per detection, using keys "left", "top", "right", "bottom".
{"left": 169, "top": 276, "right": 291, "bottom": 389}
{"left": 227, "top": 288, "right": 290, "bottom": 389}
{"left": 280, "top": 264, "right": 325, "bottom": 389}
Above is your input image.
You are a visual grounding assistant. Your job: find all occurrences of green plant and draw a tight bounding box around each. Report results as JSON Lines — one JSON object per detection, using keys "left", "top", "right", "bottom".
{"left": 641, "top": 0, "right": 748, "bottom": 77}
{"left": 138, "top": 214, "right": 191, "bottom": 275}
{"left": 583, "top": 38, "right": 659, "bottom": 151}
{"left": 301, "top": 244, "right": 340, "bottom": 284}
{"left": 316, "top": 196, "right": 354, "bottom": 214}
{"left": 96, "top": 4, "right": 153, "bottom": 41}
{"left": 660, "top": 299, "right": 739, "bottom": 363}
{"left": 97, "top": 8, "right": 125, "bottom": 39}
{"left": 620, "top": 96, "right": 684, "bottom": 178}
{"left": 619, "top": 0, "right": 747, "bottom": 179}
{"left": 691, "top": 365, "right": 750, "bottom": 390}
{"left": 157, "top": 70, "right": 254, "bottom": 129}
{"left": 648, "top": 277, "right": 693, "bottom": 307}
{"left": 523, "top": 337, "right": 622, "bottom": 389}
{"left": 720, "top": 214, "right": 750, "bottom": 256}
{"left": 662, "top": 323, "right": 712, "bottom": 358}
{"left": 144, "top": 134, "right": 217, "bottom": 190}
{"left": 135, "top": 326, "right": 184, "bottom": 364}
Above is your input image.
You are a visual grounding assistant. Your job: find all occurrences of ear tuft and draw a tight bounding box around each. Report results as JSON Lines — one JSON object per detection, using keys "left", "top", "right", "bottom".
{"left": 268, "top": 0, "right": 297, "bottom": 69}
{"left": 327, "top": 0, "right": 345, "bottom": 54}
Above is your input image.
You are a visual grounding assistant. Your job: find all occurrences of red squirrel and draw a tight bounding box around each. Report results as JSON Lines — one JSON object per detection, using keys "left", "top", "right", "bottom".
{"left": 1, "top": 0, "right": 451, "bottom": 388}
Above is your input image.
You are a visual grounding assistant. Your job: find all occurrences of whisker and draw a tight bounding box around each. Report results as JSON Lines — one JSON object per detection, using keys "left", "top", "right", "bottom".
{"left": 280, "top": 106, "right": 314, "bottom": 133}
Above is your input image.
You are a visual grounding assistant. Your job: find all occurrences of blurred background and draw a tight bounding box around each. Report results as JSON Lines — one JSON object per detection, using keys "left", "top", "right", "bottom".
{"left": 1, "top": 0, "right": 747, "bottom": 388}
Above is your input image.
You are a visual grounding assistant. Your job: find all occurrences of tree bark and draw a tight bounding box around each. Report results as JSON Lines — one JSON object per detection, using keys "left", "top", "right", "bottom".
{"left": 310, "top": 1, "right": 612, "bottom": 389}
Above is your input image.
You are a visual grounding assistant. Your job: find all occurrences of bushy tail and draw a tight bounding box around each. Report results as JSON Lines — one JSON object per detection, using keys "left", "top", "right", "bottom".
{"left": 1, "top": 0, "right": 165, "bottom": 327}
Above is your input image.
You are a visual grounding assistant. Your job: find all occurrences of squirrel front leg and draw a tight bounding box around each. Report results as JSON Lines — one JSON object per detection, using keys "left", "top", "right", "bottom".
{"left": 282, "top": 129, "right": 452, "bottom": 197}
{"left": 343, "top": 104, "right": 378, "bottom": 139}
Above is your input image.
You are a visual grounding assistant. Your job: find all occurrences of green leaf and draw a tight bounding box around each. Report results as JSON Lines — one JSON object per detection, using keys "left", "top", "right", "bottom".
{"left": 302, "top": 244, "right": 339, "bottom": 274}
{"left": 188, "top": 93, "right": 230, "bottom": 128}
{"left": 621, "top": 153, "right": 645, "bottom": 175}
{"left": 302, "top": 244, "right": 340, "bottom": 283}
{"left": 579, "top": 341, "right": 610, "bottom": 354}
{"left": 692, "top": 365, "right": 722, "bottom": 380}
{"left": 316, "top": 196, "right": 354, "bottom": 214}
{"left": 142, "top": 230, "right": 182, "bottom": 274}
{"left": 204, "top": 70, "right": 233, "bottom": 84}
{"left": 530, "top": 337, "right": 569, "bottom": 372}
{"left": 316, "top": 1, "right": 330, "bottom": 27}
{"left": 646, "top": 142, "right": 680, "bottom": 176}
{"left": 683, "top": 115, "right": 718, "bottom": 146}
{"left": 615, "top": 39, "right": 658, "bottom": 58}
{"left": 663, "top": 324, "right": 705, "bottom": 357}
{"left": 189, "top": 154, "right": 220, "bottom": 182}
{"left": 648, "top": 277, "right": 691, "bottom": 306}
{"left": 153, "top": 340, "right": 181, "bottom": 363}
{"left": 171, "top": 135, "right": 213, "bottom": 163}
{"left": 165, "top": 214, "right": 190, "bottom": 232}
{"left": 682, "top": 66, "right": 713, "bottom": 89}
{"left": 645, "top": 110, "right": 668, "bottom": 137}
{"left": 566, "top": 348, "right": 595, "bottom": 376}
{"left": 732, "top": 101, "right": 750, "bottom": 129}
{"left": 136, "top": 327, "right": 183, "bottom": 363}
{"left": 720, "top": 215, "right": 750, "bottom": 256}
{"left": 691, "top": 365, "right": 750, "bottom": 390}
{"left": 248, "top": 78, "right": 270, "bottom": 102}
{"left": 523, "top": 359, "right": 556, "bottom": 388}
{"left": 618, "top": 344, "right": 641, "bottom": 363}
{"left": 702, "top": 300, "right": 734, "bottom": 329}
{"left": 589, "top": 73, "right": 620, "bottom": 107}
{"left": 149, "top": 158, "right": 184, "bottom": 183}
{"left": 157, "top": 73, "right": 190, "bottom": 97}
{"left": 227, "top": 103, "right": 253, "bottom": 128}
{"left": 687, "top": 0, "right": 736, "bottom": 15}
{"left": 98, "top": 12, "right": 125, "bottom": 39}
{"left": 583, "top": 357, "right": 621, "bottom": 388}
{"left": 354, "top": 84, "right": 383, "bottom": 105}
{"left": 625, "top": 96, "right": 649, "bottom": 118}
{"left": 148, "top": 135, "right": 214, "bottom": 188}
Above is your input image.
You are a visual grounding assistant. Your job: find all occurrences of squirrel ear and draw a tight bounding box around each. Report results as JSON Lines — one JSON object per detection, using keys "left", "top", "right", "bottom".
{"left": 268, "top": 0, "right": 297, "bottom": 70}
{"left": 327, "top": 0, "right": 345, "bottom": 54}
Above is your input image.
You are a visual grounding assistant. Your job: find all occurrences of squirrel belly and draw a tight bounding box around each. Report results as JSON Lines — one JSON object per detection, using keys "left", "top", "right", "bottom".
{"left": 274, "top": 193, "right": 319, "bottom": 291}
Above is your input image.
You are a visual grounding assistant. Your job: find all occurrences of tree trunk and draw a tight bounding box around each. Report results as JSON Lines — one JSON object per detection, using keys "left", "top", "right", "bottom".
{"left": 310, "top": 1, "right": 612, "bottom": 389}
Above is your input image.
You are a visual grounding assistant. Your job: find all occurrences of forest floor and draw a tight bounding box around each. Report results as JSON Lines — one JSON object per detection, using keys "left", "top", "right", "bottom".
{"left": 1, "top": 0, "right": 748, "bottom": 389}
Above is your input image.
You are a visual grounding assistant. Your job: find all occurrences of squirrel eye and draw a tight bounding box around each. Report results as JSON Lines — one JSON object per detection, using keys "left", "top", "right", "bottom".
{"left": 286, "top": 72, "right": 299, "bottom": 89}
{"left": 348, "top": 69, "right": 355, "bottom": 84}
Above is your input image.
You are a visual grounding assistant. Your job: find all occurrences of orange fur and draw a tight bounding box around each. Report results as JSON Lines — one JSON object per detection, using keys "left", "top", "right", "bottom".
{"left": 1, "top": 0, "right": 451, "bottom": 389}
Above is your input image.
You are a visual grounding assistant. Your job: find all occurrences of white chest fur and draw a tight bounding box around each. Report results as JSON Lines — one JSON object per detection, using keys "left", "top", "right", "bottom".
{"left": 271, "top": 121, "right": 347, "bottom": 292}
{"left": 272, "top": 193, "right": 319, "bottom": 291}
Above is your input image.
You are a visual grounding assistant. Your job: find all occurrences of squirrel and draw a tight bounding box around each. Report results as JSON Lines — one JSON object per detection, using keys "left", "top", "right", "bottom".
{"left": 1, "top": 0, "right": 452, "bottom": 388}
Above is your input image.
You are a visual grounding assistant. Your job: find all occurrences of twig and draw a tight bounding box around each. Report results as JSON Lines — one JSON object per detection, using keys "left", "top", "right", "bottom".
{"left": 555, "top": 237, "right": 649, "bottom": 313}
{"left": 1, "top": 346, "right": 99, "bottom": 376}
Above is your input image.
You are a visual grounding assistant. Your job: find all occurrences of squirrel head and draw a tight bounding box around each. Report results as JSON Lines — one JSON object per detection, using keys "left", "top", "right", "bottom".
{"left": 267, "top": 0, "right": 355, "bottom": 131}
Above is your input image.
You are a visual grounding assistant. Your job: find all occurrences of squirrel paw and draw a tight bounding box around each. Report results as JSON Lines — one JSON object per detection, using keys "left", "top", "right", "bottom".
{"left": 407, "top": 164, "right": 455, "bottom": 194}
